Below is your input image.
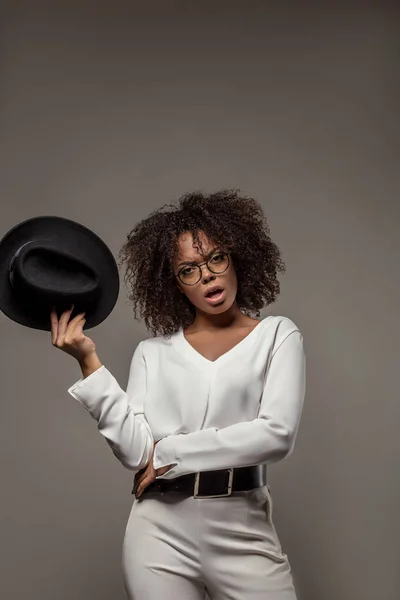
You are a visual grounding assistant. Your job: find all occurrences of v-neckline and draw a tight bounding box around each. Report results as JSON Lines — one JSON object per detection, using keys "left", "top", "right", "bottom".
{"left": 178, "top": 316, "right": 271, "bottom": 367}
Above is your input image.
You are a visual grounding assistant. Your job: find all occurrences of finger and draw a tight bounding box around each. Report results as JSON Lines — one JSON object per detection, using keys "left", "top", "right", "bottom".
{"left": 61, "top": 316, "right": 87, "bottom": 348}
{"left": 56, "top": 304, "right": 75, "bottom": 338}
{"left": 134, "top": 467, "right": 149, "bottom": 490}
{"left": 67, "top": 314, "right": 86, "bottom": 338}
{"left": 50, "top": 306, "right": 59, "bottom": 344}
{"left": 134, "top": 467, "right": 146, "bottom": 483}
{"left": 136, "top": 474, "right": 155, "bottom": 498}
{"left": 61, "top": 310, "right": 86, "bottom": 339}
{"left": 136, "top": 472, "right": 155, "bottom": 498}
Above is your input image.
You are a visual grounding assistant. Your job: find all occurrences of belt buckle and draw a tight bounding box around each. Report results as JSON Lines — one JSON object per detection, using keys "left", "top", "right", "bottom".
{"left": 193, "top": 469, "right": 234, "bottom": 499}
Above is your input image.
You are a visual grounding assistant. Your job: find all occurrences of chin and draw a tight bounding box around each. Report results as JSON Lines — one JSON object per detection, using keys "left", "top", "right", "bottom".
{"left": 203, "top": 296, "right": 235, "bottom": 314}
{"left": 204, "top": 304, "right": 227, "bottom": 314}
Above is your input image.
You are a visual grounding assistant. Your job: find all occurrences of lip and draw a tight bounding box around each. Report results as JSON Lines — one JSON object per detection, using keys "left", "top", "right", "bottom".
{"left": 204, "top": 288, "right": 226, "bottom": 305}
{"left": 204, "top": 285, "right": 225, "bottom": 298}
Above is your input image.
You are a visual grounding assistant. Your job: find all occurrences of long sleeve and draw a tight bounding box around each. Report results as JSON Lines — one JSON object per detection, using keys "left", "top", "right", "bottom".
{"left": 153, "top": 330, "right": 306, "bottom": 480}
{"left": 68, "top": 341, "right": 154, "bottom": 471}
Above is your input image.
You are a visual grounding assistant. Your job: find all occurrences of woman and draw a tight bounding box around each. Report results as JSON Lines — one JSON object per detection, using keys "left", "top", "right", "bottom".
{"left": 51, "top": 189, "right": 306, "bottom": 600}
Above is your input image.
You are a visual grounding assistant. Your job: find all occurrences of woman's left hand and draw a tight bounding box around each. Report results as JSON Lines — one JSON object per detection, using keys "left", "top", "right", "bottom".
{"left": 133, "top": 442, "right": 173, "bottom": 498}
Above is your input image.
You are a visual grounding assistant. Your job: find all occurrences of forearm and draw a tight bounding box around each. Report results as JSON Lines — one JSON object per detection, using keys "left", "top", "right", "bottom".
{"left": 79, "top": 352, "right": 103, "bottom": 378}
{"left": 153, "top": 417, "right": 296, "bottom": 478}
{"left": 68, "top": 365, "right": 154, "bottom": 471}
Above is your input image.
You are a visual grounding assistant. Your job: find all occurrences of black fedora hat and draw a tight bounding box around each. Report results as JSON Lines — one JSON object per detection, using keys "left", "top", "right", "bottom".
{"left": 0, "top": 216, "right": 120, "bottom": 331}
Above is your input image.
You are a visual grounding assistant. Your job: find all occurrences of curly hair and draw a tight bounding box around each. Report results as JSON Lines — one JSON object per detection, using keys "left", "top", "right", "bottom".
{"left": 117, "top": 189, "right": 286, "bottom": 338}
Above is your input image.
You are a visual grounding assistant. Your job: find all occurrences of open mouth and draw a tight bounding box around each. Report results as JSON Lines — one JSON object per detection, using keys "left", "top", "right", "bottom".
{"left": 205, "top": 286, "right": 224, "bottom": 298}
{"left": 204, "top": 286, "right": 226, "bottom": 303}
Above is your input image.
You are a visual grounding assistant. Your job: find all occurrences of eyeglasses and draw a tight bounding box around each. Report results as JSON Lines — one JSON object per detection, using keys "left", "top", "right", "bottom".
{"left": 175, "top": 251, "right": 230, "bottom": 286}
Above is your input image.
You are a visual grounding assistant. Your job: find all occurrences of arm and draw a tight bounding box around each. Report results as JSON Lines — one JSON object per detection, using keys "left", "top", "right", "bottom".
{"left": 153, "top": 330, "right": 306, "bottom": 480}
{"left": 68, "top": 341, "right": 154, "bottom": 471}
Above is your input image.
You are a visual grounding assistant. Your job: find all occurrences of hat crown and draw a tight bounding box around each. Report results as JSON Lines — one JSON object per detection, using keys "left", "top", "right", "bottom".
{"left": 9, "top": 239, "right": 100, "bottom": 308}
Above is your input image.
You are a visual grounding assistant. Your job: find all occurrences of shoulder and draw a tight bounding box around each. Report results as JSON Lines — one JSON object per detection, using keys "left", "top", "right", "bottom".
{"left": 263, "top": 314, "right": 303, "bottom": 350}
{"left": 265, "top": 314, "right": 301, "bottom": 334}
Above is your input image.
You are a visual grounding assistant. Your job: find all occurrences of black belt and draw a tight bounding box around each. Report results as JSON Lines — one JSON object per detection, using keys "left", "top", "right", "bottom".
{"left": 132, "top": 465, "right": 266, "bottom": 499}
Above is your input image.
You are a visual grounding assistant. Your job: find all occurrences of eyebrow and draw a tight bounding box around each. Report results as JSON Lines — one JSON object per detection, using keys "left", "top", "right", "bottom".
{"left": 177, "top": 247, "right": 219, "bottom": 268}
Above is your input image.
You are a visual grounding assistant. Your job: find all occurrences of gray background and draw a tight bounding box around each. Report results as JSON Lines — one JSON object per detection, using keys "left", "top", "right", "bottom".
{"left": 0, "top": 2, "right": 399, "bottom": 599}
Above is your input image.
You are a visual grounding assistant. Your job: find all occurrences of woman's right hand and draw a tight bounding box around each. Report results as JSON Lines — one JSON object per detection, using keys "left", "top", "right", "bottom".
{"left": 50, "top": 304, "right": 96, "bottom": 363}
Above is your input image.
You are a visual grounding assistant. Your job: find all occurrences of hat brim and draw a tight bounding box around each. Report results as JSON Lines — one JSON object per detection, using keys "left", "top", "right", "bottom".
{"left": 0, "top": 216, "right": 120, "bottom": 331}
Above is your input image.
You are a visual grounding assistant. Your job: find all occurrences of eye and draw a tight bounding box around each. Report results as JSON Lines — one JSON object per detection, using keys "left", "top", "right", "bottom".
{"left": 180, "top": 266, "right": 196, "bottom": 276}
{"left": 209, "top": 252, "right": 225, "bottom": 263}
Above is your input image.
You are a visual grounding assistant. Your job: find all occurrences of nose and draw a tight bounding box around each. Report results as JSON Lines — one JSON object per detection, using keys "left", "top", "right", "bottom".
{"left": 200, "top": 263, "right": 216, "bottom": 283}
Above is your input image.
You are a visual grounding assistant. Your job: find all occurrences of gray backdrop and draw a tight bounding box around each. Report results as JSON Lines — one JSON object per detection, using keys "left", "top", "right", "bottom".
{"left": 0, "top": 2, "right": 399, "bottom": 600}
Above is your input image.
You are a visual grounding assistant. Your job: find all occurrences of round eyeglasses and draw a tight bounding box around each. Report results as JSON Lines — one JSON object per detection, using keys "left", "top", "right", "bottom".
{"left": 175, "top": 252, "right": 230, "bottom": 286}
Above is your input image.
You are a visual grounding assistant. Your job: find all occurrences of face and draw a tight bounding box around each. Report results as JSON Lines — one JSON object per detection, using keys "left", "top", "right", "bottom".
{"left": 173, "top": 231, "right": 238, "bottom": 315}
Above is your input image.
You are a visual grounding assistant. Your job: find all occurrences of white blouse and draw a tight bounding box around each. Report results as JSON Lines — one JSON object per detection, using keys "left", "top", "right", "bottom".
{"left": 68, "top": 315, "right": 306, "bottom": 480}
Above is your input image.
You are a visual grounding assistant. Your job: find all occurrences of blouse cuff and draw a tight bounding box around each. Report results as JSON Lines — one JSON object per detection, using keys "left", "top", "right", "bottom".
{"left": 153, "top": 436, "right": 178, "bottom": 477}
{"left": 67, "top": 365, "right": 107, "bottom": 405}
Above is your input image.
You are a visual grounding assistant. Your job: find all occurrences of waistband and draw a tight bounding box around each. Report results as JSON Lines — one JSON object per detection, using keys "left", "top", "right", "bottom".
{"left": 134, "top": 465, "right": 267, "bottom": 499}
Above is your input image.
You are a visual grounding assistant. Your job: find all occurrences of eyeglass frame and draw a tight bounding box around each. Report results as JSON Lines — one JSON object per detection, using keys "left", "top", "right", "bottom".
{"left": 174, "top": 251, "right": 231, "bottom": 286}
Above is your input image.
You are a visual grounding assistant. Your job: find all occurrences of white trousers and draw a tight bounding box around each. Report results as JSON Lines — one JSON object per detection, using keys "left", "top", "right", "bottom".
{"left": 122, "top": 484, "right": 297, "bottom": 600}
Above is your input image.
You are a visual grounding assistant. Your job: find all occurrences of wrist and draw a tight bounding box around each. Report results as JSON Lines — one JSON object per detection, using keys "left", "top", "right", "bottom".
{"left": 156, "top": 464, "right": 174, "bottom": 477}
{"left": 79, "top": 352, "right": 102, "bottom": 378}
